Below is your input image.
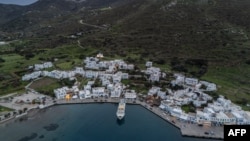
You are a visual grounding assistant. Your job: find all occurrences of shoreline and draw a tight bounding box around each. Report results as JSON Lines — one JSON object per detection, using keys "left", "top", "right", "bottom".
{"left": 0, "top": 98, "right": 224, "bottom": 140}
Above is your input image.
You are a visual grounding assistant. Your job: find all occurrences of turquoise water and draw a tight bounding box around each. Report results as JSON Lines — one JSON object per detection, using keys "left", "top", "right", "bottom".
{"left": 0, "top": 104, "right": 219, "bottom": 141}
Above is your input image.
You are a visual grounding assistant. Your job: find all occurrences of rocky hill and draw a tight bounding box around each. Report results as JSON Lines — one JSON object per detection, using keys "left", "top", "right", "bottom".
{"left": 0, "top": 0, "right": 249, "bottom": 107}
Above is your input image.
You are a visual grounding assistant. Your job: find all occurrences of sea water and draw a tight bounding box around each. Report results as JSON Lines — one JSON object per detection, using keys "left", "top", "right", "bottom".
{"left": 0, "top": 104, "right": 219, "bottom": 141}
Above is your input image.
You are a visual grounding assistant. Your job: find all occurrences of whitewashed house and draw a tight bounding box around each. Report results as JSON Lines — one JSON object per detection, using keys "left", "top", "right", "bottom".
{"left": 49, "top": 70, "right": 63, "bottom": 79}
{"left": 121, "top": 73, "right": 129, "bottom": 79}
{"left": 99, "top": 61, "right": 109, "bottom": 69}
{"left": 185, "top": 78, "right": 199, "bottom": 86}
{"left": 148, "top": 87, "right": 161, "bottom": 96}
{"left": 170, "top": 108, "right": 183, "bottom": 118}
{"left": 79, "top": 90, "right": 86, "bottom": 99}
{"left": 92, "top": 87, "right": 107, "bottom": 97}
{"left": 124, "top": 90, "right": 137, "bottom": 99}
{"left": 34, "top": 62, "right": 53, "bottom": 70}
{"left": 119, "top": 62, "right": 128, "bottom": 70}
{"left": 101, "top": 79, "right": 111, "bottom": 86}
{"left": 43, "top": 62, "right": 53, "bottom": 68}
{"left": 84, "top": 85, "right": 92, "bottom": 91}
{"left": 96, "top": 53, "right": 104, "bottom": 58}
{"left": 112, "top": 74, "right": 122, "bottom": 83}
{"left": 74, "top": 67, "right": 85, "bottom": 76}
{"left": 85, "top": 61, "right": 99, "bottom": 70}
{"left": 22, "top": 71, "right": 42, "bottom": 81}
{"left": 161, "top": 72, "right": 166, "bottom": 78}
{"left": 157, "top": 91, "right": 166, "bottom": 99}
{"left": 87, "top": 81, "right": 95, "bottom": 86}
{"left": 145, "top": 61, "right": 153, "bottom": 67}
{"left": 192, "top": 100, "right": 207, "bottom": 107}
{"left": 72, "top": 86, "right": 79, "bottom": 94}
{"left": 110, "top": 84, "right": 123, "bottom": 98}
{"left": 127, "top": 64, "right": 134, "bottom": 70}
{"left": 212, "top": 112, "right": 236, "bottom": 124}
{"left": 54, "top": 86, "right": 70, "bottom": 99}
{"left": 106, "top": 65, "right": 117, "bottom": 73}
{"left": 159, "top": 100, "right": 175, "bottom": 113}
{"left": 107, "top": 84, "right": 114, "bottom": 91}
{"left": 200, "top": 81, "right": 217, "bottom": 91}
{"left": 171, "top": 74, "right": 185, "bottom": 86}
{"left": 61, "top": 71, "right": 70, "bottom": 79}
{"left": 84, "top": 57, "right": 99, "bottom": 63}
{"left": 149, "top": 72, "right": 160, "bottom": 82}
{"left": 41, "top": 71, "right": 49, "bottom": 77}
{"left": 85, "top": 71, "right": 98, "bottom": 78}
{"left": 232, "top": 111, "right": 245, "bottom": 124}
{"left": 145, "top": 67, "right": 160, "bottom": 75}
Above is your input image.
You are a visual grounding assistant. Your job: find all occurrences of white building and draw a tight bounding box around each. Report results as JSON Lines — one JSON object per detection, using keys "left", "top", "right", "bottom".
{"left": 110, "top": 83, "right": 123, "bottom": 98}
{"left": 148, "top": 87, "right": 161, "bottom": 96}
{"left": 170, "top": 108, "right": 183, "bottom": 118}
{"left": 22, "top": 71, "right": 42, "bottom": 81}
{"left": 124, "top": 90, "right": 137, "bottom": 99}
{"left": 92, "top": 87, "right": 107, "bottom": 97}
{"left": 84, "top": 85, "right": 92, "bottom": 91}
{"left": 74, "top": 67, "right": 85, "bottom": 76}
{"left": 113, "top": 72, "right": 122, "bottom": 83}
{"left": 149, "top": 72, "right": 161, "bottom": 82}
{"left": 107, "top": 84, "right": 114, "bottom": 90}
{"left": 157, "top": 91, "right": 166, "bottom": 99}
{"left": 34, "top": 62, "right": 53, "bottom": 70}
{"left": 54, "top": 86, "right": 70, "bottom": 99}
{"left": 85, "top": 71, "right": 98, "bottom": 78}
{"left": 127, "top": 64, "right": 134, "bottom": 70}
{"left": 145, "top": 61, "right": 153, "bottom": 67}
{"left": 121, "top": 73, "right": 129, "bottom": 79}
{"left": 96, "top": 53, "right": 104, "bottom": 58}
{"left": 199, "top": 81, "right": 217, "bottom": 91}
{"left": 185, "top": 78, "right": 199, "bottom": 86}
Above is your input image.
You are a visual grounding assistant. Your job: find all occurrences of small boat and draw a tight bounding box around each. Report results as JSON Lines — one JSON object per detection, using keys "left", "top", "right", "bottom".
{"left": 116, "top": 99, "right": 126, "bottom": 120}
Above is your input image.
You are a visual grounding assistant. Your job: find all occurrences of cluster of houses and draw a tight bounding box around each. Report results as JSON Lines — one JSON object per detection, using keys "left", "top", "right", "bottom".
{"left": 23, "top": 56, "right": 136, "bottom": 100}
{"left": 159, "top": 74, "right": 250, "bottom": 125}
{"left": 171, "top": 73, "right": 217, "bottom": 91}
{"left": 29, "top": 62, "right": 53, "bottom": 71}
{"left": 21, "top": 56, "right": 250, "bottom": 125}
{"left": 53, "top": 80, "right": 137, "bottom": 100}
{"left": 142, "top": 61, "right": 166, "bottom": 82}
{"left": 84, "top": 57, "right": 134, "bottom": 72}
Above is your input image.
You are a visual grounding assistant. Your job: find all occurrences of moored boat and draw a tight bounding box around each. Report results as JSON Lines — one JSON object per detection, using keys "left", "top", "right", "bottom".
{"left": 116, "top": 99, "right": 126, "bottom": 120}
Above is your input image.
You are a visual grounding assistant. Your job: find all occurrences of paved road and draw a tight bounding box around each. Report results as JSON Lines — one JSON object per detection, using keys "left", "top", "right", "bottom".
{"left": 79, "top": 20, "right": 106, "bottom": 29}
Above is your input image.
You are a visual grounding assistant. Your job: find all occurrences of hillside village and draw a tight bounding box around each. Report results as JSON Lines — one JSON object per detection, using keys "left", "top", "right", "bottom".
{"left": 20, "top": 54, "right": 250, "bottom": 126}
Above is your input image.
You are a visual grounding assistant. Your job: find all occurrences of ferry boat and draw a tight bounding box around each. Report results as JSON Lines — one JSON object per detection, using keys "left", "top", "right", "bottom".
{"left": 116, "top": 99, "right": 126, "bottom": 120}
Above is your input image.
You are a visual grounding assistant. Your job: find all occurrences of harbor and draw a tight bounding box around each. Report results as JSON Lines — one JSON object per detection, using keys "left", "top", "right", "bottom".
{"left": 55, "top": 97, "right": 224, "bottom": 140}
{"left": 0, "top": 103, "right": 217, "bottom": 141}
{"left": 0, "top": 93, "right": 223, "bottom": 140}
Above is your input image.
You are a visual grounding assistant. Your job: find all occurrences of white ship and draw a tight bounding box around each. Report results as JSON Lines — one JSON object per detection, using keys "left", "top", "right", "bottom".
{"left": 116, "top": 99, "right": 126, "bottom": 120}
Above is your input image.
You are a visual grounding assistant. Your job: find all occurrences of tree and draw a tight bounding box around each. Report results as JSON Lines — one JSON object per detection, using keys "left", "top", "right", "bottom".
{"left": 18, "top": 109, "right": 23, "bottom": 114}
{"left": 0, "top": 57, "right": 5, "bottom": 63}
{"left": 23, "top": 108, "right": 28, "bottom": 112}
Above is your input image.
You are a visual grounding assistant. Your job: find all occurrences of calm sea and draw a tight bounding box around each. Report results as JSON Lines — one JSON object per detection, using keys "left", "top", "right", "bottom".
{"left": 0, "top": 104, "right": 219, "bottom": 141}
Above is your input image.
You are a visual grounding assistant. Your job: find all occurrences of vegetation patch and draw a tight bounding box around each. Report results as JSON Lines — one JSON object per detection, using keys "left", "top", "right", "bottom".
{"left": 0, "top": 105, "right": 13, "bottom": 112}
{"left": 181, "top": 103, "right": 196, "bottom": 113}
{"left": 30, "top": 77, "right": 63, "bottom": 97}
